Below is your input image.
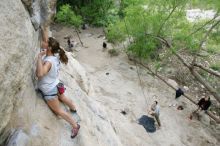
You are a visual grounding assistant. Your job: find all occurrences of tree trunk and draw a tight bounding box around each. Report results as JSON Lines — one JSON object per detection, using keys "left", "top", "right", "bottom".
{"left": 193, "top": 63, "right": 220, "bottom": 78}
{"left": 75, "top": 28, "right": 83, "bottom": 46}
{"left": 190, "top": 68, "right": 220, "bottom": 102}
{"left": 130, "top": 58, "right": 220, "bottom": 123}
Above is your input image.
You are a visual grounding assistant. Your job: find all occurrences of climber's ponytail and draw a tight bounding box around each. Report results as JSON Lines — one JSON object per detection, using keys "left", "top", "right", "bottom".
{"left": 48, "top": 37, "right": 68, "bottom": 64}
{"left": 59, "top": 47, "right": 68, "bottom": 64}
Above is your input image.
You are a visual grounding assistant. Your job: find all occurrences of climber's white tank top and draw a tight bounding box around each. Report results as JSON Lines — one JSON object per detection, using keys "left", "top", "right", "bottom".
{"left": 38, "top": 55, "right": 60, "bottom": 94}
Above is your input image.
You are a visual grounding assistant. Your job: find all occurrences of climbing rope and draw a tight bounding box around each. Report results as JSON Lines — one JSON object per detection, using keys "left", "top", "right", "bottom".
{"left": 135, "top": 61, "right": 149, "bottom": 106}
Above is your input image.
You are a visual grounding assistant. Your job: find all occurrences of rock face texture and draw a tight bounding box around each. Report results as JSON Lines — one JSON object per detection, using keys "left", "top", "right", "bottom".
{"left": 0, "top": 0, "right": 56, "bottom": 144}
{"left": 1, "top": 0, "right": 219, "bottom": 146}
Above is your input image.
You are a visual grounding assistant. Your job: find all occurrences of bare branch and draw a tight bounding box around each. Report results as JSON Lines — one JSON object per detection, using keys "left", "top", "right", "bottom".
{"left": 198, "top": 19, "right": 220, "bottom": 50}
{"left": 194, "top": 63, "right": 220, "bottom": 78}
{"left": 172, "top": 52, "right": 220, "bottom": 102}
{"left": 145, "top": 33, "right": 171, "bottom": 48}
{"left": 192, "top": 16, "right": 220, "bottom": 65}
{"left": 146, "top": 34, "right": 220, "bottom": 102}
{"left": 173, "top": 51, "right": 191, "bottom": 68}
{"left": 190, "top": 68, "right": 220, "bottom": 102}
{"left": 188, "top": 11, "right": 220, "bottom": 37}
{"left": 157, "top": 2, "right": 178, "bottom": 35}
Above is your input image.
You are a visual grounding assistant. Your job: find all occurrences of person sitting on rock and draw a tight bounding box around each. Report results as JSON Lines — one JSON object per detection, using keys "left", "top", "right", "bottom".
{"left": 148, "top": 101, "right": 161, "bottom": 128}
{"left": 189, "top": 96, "right": 211, "bottom": 120}
{"left": 36, "top": 28, "right": 80, "bottom": 138}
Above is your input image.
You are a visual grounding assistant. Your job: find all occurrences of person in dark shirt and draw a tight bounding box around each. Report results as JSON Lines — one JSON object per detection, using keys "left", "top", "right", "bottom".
{"left": 67, "top": 38, "right": 71, "bottom": 48}
{"left": 189, "top": 96, "right": 211, "bottom": 120}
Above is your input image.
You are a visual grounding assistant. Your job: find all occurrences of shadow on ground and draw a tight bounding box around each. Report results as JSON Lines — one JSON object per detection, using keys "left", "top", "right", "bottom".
{"left": 138, "top": 115, "right": 156, "bottom": 133}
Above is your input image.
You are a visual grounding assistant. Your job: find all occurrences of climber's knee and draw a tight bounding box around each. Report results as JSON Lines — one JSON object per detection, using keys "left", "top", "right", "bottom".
{"left": 55, "top": 109, "right": 65, "bottom": 116}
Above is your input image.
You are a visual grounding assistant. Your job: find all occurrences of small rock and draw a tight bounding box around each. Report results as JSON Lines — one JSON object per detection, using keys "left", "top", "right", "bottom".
{"left": 85, "top": 33, "right": 93, "bottom": 37}
{"left": 183, "top": 86, "right": 189, "bottom": 91}
{"left": 97, "top": 34, "right": 105, "bottom": 38}
{"left": 121, "top": 110, "right": 127, "bottom": 115}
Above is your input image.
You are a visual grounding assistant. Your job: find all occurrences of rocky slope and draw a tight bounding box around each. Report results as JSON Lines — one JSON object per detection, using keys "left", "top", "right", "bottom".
{"left": 0, "top": 0, "right": 219, "bottom": 146}
{"left": 52, "top": 25, "right": 219, "bottom": 146}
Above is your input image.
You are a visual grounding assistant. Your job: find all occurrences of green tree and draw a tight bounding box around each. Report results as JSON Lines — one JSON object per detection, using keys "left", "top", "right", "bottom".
{"left": 56, "top": 4, "right": 82, "bottom": 28}
{"left": 56, "top": 4, "right": 84, "bottom": 46}
{"left": 107, "top": 0, "right": 220, "bottom": 103}
{"left": 57, "top": 0, "right": 117, "bottom": 26}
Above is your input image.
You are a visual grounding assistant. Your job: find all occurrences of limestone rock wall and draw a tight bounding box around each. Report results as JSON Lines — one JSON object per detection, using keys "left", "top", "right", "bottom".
{"left": 0, "top": 0, "right": 56, "bottom": 144}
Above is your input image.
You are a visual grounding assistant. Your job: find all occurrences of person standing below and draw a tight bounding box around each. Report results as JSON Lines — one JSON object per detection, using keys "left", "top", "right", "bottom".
{"left": 149, "top": 101, "right": 161, "bottom": 128}
{"left": 189, "top": 96, "right": 211, "bottom": 120}
{"left": 67, "top": 37, "right": 74, "bottom": 50}
{"left": 37, "top": 27, "right": 80, "bottom": 138}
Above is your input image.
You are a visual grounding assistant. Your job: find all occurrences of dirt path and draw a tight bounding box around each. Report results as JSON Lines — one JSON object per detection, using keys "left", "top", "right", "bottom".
{"left": 52, "top": 24, "right": 219, "bottom": 146}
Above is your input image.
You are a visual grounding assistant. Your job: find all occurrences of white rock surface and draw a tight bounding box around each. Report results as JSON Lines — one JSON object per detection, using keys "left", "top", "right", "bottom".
{"left": 0, "top": 1, "right": 219, "bottom": 146}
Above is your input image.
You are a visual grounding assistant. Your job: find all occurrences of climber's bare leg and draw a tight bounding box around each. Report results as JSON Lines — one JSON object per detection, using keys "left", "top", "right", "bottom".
{"left": 47, "top": 97, "right": 77, "bottom": 128}
{"left": 58, "top": 94, "right": 76, "bottom": 111}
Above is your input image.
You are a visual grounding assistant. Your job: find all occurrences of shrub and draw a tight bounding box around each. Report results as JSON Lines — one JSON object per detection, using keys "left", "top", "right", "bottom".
{"left": 108, "top": 49, "right": 119, "bottom": 56}
{"left": 56, "top": 4, "right": 82, "bottom": 28}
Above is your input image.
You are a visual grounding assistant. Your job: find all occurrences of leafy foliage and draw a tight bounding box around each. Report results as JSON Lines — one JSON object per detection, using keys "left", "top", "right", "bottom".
{"left": 107, "top": 0, "right": 220, "bottom": 61}
{"left": 80, "top": 0, "right": 118, "bottom": 26}
{"left": 57, "top": 0, "right": 117, "bottom": 26}
{"left": 56, "top": 4, "right": 82, "bottom": 28}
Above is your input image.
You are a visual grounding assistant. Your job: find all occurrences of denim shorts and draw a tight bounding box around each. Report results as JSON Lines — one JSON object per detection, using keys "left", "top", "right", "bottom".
{"left": 41, "top": 86, "right": 58, "bottom": 101}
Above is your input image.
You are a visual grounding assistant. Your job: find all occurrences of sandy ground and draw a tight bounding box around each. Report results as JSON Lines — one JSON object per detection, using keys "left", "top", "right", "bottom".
{"left": 52, "top": 24, "right": 219, "bottom": 146}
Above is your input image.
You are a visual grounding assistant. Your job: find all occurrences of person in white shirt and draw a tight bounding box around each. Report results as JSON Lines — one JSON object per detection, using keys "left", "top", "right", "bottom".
{"left": 149, "top": 101, "right": 161, "bottom": 128}
{"left": 36, "top": 27, "right": 80, "bottom": 138}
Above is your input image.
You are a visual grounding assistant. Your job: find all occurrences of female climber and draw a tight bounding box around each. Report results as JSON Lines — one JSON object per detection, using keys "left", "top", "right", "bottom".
{"left": 36, "top": 27, "right": 80, "bottom": 138}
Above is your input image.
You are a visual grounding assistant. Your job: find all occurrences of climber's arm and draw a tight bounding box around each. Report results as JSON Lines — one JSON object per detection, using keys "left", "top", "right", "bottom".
{"left": 36, "top": 51, "right": 51, "bottom": 78}
{"left": 41, "top": 26, "right": 49, "bottom": 48}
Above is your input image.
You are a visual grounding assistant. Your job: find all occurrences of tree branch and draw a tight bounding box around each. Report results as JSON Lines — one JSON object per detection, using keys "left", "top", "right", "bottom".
{"left": 194, "top": 63, "right": 220, "bottom": 78}
{"left": 146, "top": 34, "right": 220, "bottom": 103}
{"left": 157, "top": 3, "right": 178, "bottom": 36}
{"left": 198, "top": 19, "right": 220, "bottom": 50}
{"left": 188, "top": 11, "right": 220, "bottom": 37}
{"left": 190, "top": 68, "right": 220, "bottom": 102}
{"left": 145, "top": 33, "right": 171, "bottom": 48}
{"left": 173, "top": 51, "right": 192, "bottom": 68}
{"left": 172, "top": 52, "right": 220, "bottom": 102}
{"left": 191, "top": 16, "right": 220, "bottom": 65}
